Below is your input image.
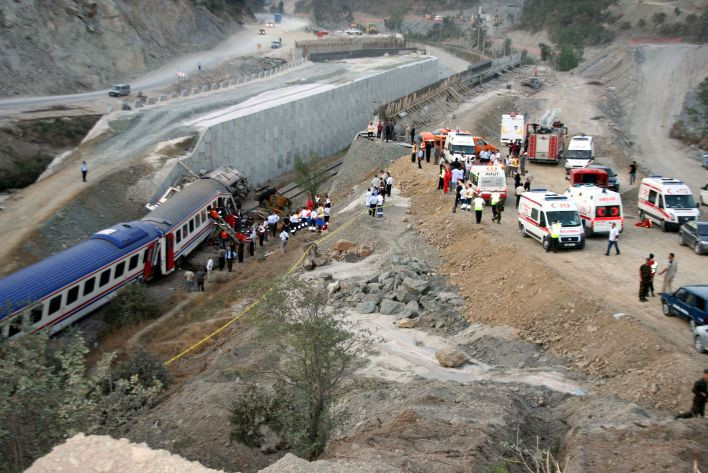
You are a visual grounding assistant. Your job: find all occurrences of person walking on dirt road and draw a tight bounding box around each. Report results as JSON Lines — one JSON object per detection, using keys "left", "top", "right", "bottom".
{"left": 658, "top": 253, "right": 678, "bottom": 294}
{"left": 206, "top": 257, "right": 214, "bottom": 282}
{"left": 279, "top": 228, "right": 289, "bottom": 254}
{"left": 648, "top": 253, "right": 658, "bottom": 297}
{"left": 638, "top": 257, "right": 652, "bottom": 302}
{"left": 675, "top": 369, "right": 707, "bottom": 419}
{"left": 605, "top": 222, "right": 620, "bottom": 256}
{"left": 515, "top": 183, "right": 524, "bottom": 209}
{"left": 629, "top": 161, "right": 637, "bottom": 185}
{"left": 81, "top": 161, "right": 88, "bottom": 182}
{"left": 184, "top": 269, "right": 195, "bottom": 292}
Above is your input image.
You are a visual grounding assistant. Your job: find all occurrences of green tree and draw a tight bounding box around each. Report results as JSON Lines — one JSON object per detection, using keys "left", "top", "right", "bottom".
{"left": 638, "top": 18, "right": 647, "bottom": 27}
{"left": 384, "top": 3, "right": 407, "bottom": 32}
{"left": 556, "top": 46, "right": 579, "bottom": 71}
{"left": 0, "top": 332, "right": 167, "bottom": 472}
{"left": 652, "top": 12, "right": 667, "bottom": 26}
{"left": 674, "top": 7, "right": 682, "bottom": 16}
{"left": 230, "top": 278, "right": 376, "bottom": 459}
{"left": 538, "top": 42, "right": 553, "bottom": 61}
{"left": 293, "top": 155, "right": 326, "bottom": 203}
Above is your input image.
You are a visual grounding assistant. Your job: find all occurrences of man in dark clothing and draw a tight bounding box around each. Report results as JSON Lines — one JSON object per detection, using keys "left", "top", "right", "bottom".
{"left": 452, "top": 181, "right": 464, "bottom": 213}
{"left": 425, "top": 141, "right": 431, "bottom": 162}
{"left": 225, "top": 248, "right": 235, "bottom": 272}
{"left": 195, "top": 268, "right": 205, "bottom": 292}
{"left": 218, "top": 248, "right": 226, "bottom": 271}
{"left": 639, "top": 258, "right": 652, "bottom": 302}
{"left": 410, "top": 126, "right": 415, "bottom": 144}
{"left": 237, "top": 240, "right": 245, "bottom": 263}
{"left": 675, "top": 369, "right": 708, "bottom": 418}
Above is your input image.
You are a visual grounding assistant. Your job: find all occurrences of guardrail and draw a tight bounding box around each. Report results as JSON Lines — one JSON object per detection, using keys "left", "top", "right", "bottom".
{"left": 105, "top": 58, "right": 309, "bottom": 114}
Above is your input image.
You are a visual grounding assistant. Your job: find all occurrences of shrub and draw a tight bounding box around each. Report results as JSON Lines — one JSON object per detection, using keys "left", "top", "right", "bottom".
{"left": 104, "top": 283, "right": 159, "bottom": 328}
{"left": 638, "top": 18, "right": 646, "bottom": 27}
{"left": 112, "top": 349, "right": 172, "bottom": 391}
{"left": 652, "top": 12, "right": 667, "bottom": 26}
{"left": 556, "top": 46, "right": 579, "bottom": 71}
{"left": 620, "top": 21, "right": 631, "bottom": 30}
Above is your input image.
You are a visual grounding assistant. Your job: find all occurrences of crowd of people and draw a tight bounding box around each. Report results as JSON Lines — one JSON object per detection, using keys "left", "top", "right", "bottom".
{"left": 364, "top": 171, "right": 393, "bottom": 218}
{"left": 184, "top": 193, "right": 336, "bottom": 292}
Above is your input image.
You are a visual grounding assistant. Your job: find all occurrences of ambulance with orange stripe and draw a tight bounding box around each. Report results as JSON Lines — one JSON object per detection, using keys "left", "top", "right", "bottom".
{"left": 468, "top": 164, "right": 508, "bottom": 201}
{"left": 564, "top": 185, "right": 623, "bottom": 236}
{"left": 517, "top": 190, "right": 585, "bottom": 250}
{"left": 637, "top": 176, "right": 699, "bottom": 232}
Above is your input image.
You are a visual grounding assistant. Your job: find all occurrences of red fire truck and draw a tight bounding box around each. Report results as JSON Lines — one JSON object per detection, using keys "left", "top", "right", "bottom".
{"left": 526, "top": 113, "right": 567, "bottom": 165}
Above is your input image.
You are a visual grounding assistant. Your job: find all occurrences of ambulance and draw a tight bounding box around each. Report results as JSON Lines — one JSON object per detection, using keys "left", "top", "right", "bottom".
{"left": 565, "top": 185, "right": 623, "bottom": 236}
{"left": 517, "top": 190, "right": 585, "bottom": 251}
{"left": 637, "top": 176, "right": 699, "bottom": 231}
{"left": 500, "top": 113, "right": 525, "bottom": 145}
{"left": 468, "top": 164, "right": 508, "bottom": 201}
{"left": 443, "top": 131, "right": 497, "bottom": 162}
{"left": 564, "top": 134, "right": 594, "bottom": 173}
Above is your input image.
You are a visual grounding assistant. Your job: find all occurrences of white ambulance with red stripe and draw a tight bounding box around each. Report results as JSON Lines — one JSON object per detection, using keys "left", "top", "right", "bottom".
{"left": 565, "top": 185, "right": 623, "bottom": 236}
{"left": 468, "top": 164, "right": 508, "bottom": 201}
{"left": 638, "top": 176, "right": 699, "bottom": 232}
{"left": 518, "top": 189, "right": 585, "bottom": 250}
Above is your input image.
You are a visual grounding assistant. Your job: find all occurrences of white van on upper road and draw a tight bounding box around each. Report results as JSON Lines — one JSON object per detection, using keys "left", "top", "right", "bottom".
{"left": 564, "top": 134, "right": 594, "bottom": 172}
{"left": 638, "top": 176, "right": 699, "bottom": 231}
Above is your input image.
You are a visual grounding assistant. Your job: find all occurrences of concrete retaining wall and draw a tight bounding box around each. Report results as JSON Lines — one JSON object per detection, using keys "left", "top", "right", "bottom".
{"left": 151, "top": 57, "right": 438, "bottom": 201}
{"left": 295, "top": 35, "right": 405, "bottom": 60}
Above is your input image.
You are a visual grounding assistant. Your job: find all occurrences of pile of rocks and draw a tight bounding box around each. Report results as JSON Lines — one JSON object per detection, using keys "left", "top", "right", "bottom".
{"left": 302, "top": 240, "right": 373, "bottom": 270}
{"left": 327, "top": 254, "right": 470, "bottom": 334}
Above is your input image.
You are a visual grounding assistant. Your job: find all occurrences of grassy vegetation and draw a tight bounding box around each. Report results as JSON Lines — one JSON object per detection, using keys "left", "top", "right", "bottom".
{"left": 519, "top": 0, "right": 616, "bottom": 70}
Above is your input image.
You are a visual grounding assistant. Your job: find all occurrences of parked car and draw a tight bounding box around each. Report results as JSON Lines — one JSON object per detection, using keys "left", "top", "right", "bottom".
{"left": 108, "top": 83, "right": 130, "bottom": 97}
{"left": 678, "top": 220, "right": 708, "bottom": 254}
{"left": 702, "top": 153, "right": 708, "bottom": 169}
{"left": 661, "top": 285, "right": 708, "bottom": 329}
{"left": 587, "top": 164, "right": 619, "bottom": 191}
{"left": 701, "top": 183, "right": 708, "bottom": 206}
{"left": 693, "top": 324, "right": 708, "bottom": 353}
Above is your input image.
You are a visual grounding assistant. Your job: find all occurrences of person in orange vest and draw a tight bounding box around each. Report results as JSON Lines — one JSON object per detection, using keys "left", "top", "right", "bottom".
{"left": 220, "top": 229, "right": 228, "bottom": 249}
{"left": 210, "top": 208, "right": 220, "bottom": 220}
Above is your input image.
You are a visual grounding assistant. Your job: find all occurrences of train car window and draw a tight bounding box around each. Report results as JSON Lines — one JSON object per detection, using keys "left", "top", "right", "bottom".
{"left": 189, "top": 219, "right": 194, "bottom": 233}
{"left": 201, "top": 212, "right": 206, "bottom": 224}
{"left": 129, "top": 254, "right": 139, "bottom": 271}
{"left": 99, "top": 269, "right": 111, "bottom": 287}
{"left": 48, "top": 294, "right": 62, "bottom": 315}
{"left": 176, "top": 229, "right": 182, "bottom": 243}
{"left": 143, "top": 249, "right": 148, "bottom": 263}
{"left": 114, "top": 262, "right": 125, "bottom": 278}
{"left": 8, "top": 318, "right": 22, "bottom": 337}
{"left": 182, "top": 224, "right": 188, "bottom": 236}
{"left": 30, "top": 306, "right": 43, "bottom": 324}
{"left": 67, "top": 286, "right": 79, "bottom": 305}
{"left": 84, "top": 277, "right": 95, "bottom": 296}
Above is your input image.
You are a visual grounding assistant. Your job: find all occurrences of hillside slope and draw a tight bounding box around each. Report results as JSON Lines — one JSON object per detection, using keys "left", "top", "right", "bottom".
{"left": 0, "top": 0, "right": 253, "bottom": 97}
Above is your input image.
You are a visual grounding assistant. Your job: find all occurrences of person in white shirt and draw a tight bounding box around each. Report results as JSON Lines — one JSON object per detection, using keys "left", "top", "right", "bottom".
{"left": 267, "top": 212, "right": 280, "bottom": 237}
{"left": 605, "top": 222, "right": 620, "bottom": 256}
{"left": 464, "top": 159, "right": 472, "bottom": 180}
{"left": 364, "top": 188, "right": 372, "bottom": 207}
{"left": 451, "top": 167, "right": 464, "bottom": 187}
{"left": 368, "top": 192, "right": 378, "bottom": 217}
{"left": 385, "top": 175, "right": 393, "bottom": 197}
{"left": 459, "top": 185, "right": 468, "bottom": 210}
{"left": 515, "top": 184, "right": 525, "bottom": 209}
{"left": 279, "top": 229, "right": 289, "bottom": 254}
{"left": 376, "top": 193, "right": 384, "bottom": 218}
{"left": 206, "top": 258, "right": 214, "bottom": 283}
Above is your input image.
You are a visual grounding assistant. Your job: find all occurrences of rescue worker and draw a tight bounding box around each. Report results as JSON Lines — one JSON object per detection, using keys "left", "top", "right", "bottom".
{"left": 257, "top": 223, "right": 266, "bottom": 247}
{"left": 237, "top": 239, "right": 244, "bottom": 263}
{"left": 515, "top": 183, "right": 524, "bottom": 209}
{"left": 267, "top": 212, "right": 279, "bottom": 237}
{"left": 658, "top": 253, "right": 677, "bottom": 294}
{"left": 385, "top": 174, "right": 393, "bottom": 197}
{"left": 638, "top": 257, "right": 652, "bottom": 302}
{"left": 220, "top": 229, "right": 229, "bottom": 249}
{"left": 368, "top": 191, "right": 378, "bottom": 217}
{"left": 206, "top": 257, "right": 214, "bottom": 282}
{"left": 473, "top": 193, "right": 485, "bottom": 224}
{"left": 548, "top": 219, "right": 561, "bottom": 253}
{"left": 493, "top": 194, "right": 504, "bottom": 224}
{"left": 376, "top": 192, "right": 384, "bottom": 218}
{"left": 453, "top": 180, "right": 464, "bottom": 213}
{"left": 417, "top": 145, "right": 424, "bottom": 169}
{"left": 248, "top": 228, "right": 256, "bottom": 256}
{"left": 675, "top": 369, "right": 708, "bottom": 418}
{"left": 411, "top": 143, "right": 418, "bottom": 163}
{"left": 438, "top": 164, "right": 445, "bottom": 190}
{"left": 490, "top": 192, "right": 500, "bottom": 221}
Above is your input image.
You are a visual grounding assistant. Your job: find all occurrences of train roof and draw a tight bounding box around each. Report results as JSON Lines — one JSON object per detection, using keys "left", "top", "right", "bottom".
{"left": 0, "top": 221, "right": 161, "bottom": 320}
{"left": 141, "top": 178, "right": 228, "bottom": 231}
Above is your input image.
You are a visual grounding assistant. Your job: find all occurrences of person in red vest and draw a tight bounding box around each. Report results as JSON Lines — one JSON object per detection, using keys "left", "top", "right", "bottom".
{"left": 210, "top": 208, "right": 220, "bottom": 220}
{"left": 225, "top": 213, "right": 236, "bottom": 229}
{"left": 306, "top": 198, "right": 314, "bottom": 211}
{"left": 220, "top": 230, "right": 228, "bottom": 249}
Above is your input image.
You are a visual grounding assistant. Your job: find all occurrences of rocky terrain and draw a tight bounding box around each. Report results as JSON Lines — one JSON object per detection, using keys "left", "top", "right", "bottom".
{"left": 0, "top": 0, "right": 252, "bottom": 97}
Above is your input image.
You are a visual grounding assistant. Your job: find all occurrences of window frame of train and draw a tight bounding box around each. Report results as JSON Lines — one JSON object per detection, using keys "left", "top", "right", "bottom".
{"left": 66, "top": 285, "right": 80, "bottom": 306}
{"left": 176, "top": 229, "right": 182, "bottom": 244}
{"left": 84, "top": 276, "right": 96, "bottom": 296}
{"left": 129, "top": 253, "right": 139, "bottom": 271}
{"left": 189, "top": 219, "right": 195, "bottom": 233}
{"left": 48, "top": 294, "right": 62, "bottom": 316}
{"left": 182, "top": 223, "right": 188, "bottom": 237}
{"left": 29, "top": 304, "right": 43, "bottom": 325}
{"left": 99, "top": 269, "right": 111, "bottom": 287}
{"left": 114, "top": 261, "right": 126, "bottom": 279}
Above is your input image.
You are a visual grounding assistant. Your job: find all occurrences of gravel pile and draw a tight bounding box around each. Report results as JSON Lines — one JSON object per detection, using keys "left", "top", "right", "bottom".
{"left": 324, "top": 254, "right": 470, "bottom": 334}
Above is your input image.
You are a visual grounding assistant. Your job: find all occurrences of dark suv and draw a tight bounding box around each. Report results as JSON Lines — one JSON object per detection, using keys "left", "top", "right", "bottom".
{"left": 587, "top": 164, "right": 619, "bottom": 191}
{"left": 661, "top": 285, "right": 708, "bottom": 329}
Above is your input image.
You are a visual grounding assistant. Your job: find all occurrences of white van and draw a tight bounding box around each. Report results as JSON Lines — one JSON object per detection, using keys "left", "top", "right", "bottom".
{"left": 518, "top": 190, "right": 585, "bottom": 250}
{"left": 444, "top": 131, "right": 476, "bottom": 162}
{"left": 564, "top": 134, "right": 594, "bottom": 172}
{"left": 638, "top": 176, "right": 699, "bottom": 231}
{"left": 469, "top": 164, "right": 508, "bottom": 201}
{"left": 500, "top": 113, "right": 525, "bottom": 145}
{"left": 565, "top": 185, "right": 623, "bottom": 236}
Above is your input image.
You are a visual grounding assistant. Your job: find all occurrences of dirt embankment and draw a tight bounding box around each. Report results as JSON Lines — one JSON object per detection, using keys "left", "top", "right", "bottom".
{"left": 0, "top": 0, "right": 252, "bottom": 97}
{"left": 0, "top": 113, "right": 99, "bottom": 192}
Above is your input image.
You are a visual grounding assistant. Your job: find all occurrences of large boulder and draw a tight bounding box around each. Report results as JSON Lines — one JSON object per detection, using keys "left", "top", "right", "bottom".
{"left": 355, "top": 301, "right": 377, "bottom": 314}
{"left": 403, "top": 277, "right": 429, "bottom": 294}
{"left": 398, "top": 318, "right": 416, "bottom": 328}
{"left": 327, "top": 280, "right": 341, "bottom": 295}
{"left": 405, "top": 300, "right": 420, "bottom": 315}
{"left": 435, "top": 347, "right": 470, "bottom": 368}
{"left": 393, "top": 286, "right": 413, "bottom": 303}
{"left": 333, "top": 239, "right": 355, "bottom": 252}
{"left": 302, "top": 257, "right": 315, "bottom": 271}
{"left": 379, "top": 299, "right": 405, "bottom": 315}
{"left": 358, "top": 246, "right": 373, "bottom": 257}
